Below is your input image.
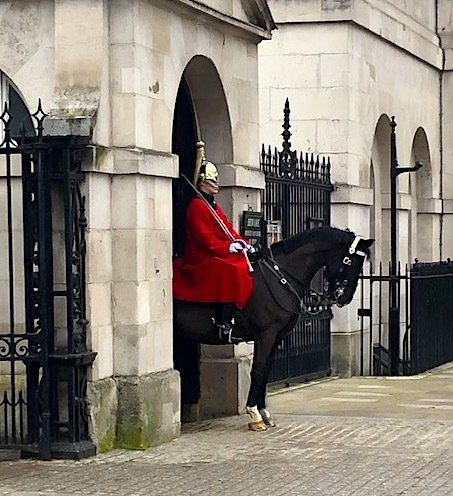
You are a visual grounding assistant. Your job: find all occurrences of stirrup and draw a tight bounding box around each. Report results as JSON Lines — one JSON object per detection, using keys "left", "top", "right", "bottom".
{"left": 216, "top": 322, "right": 233, "bottom": 343}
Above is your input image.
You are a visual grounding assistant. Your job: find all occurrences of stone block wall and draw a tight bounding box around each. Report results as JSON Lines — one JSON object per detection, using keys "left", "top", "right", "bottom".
{"left": 0, "top": 0, "right": 270, "bottom": 452}
{"left": 259, "top": 0, "right": 445, "bottom": 376}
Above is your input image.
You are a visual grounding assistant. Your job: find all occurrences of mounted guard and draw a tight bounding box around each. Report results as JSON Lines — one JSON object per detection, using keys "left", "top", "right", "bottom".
{"left": 173, "top": 141, "right": 255, "bottom": 343}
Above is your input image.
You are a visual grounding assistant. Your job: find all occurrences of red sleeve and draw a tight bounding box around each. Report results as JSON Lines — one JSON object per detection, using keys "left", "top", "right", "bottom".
{"left": 186, "top": 199, "right": 232, "bottom": 256}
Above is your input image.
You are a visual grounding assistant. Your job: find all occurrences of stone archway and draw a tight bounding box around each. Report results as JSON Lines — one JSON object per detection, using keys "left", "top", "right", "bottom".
{"left": 370, "top": 114, "right": 391, "bottom": 265}
{"left": 171, "top": 55, "right": 235, "bottom": 422}
{"left": 182, "top": 55, "right": 233, "bottom": 165}
{"left": 172, "top": 55, "right": 233, "bottom": 259}
{"left": 410, "top": 127, "right": 435, "bottom": 261}
{"left": 0, "top": 70, "right": 34, "bottom": 139}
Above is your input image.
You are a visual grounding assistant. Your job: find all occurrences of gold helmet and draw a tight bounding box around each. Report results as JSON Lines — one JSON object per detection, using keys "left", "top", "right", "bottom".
{"left": 193, "top": 141, "right": 219, "bottom": 185}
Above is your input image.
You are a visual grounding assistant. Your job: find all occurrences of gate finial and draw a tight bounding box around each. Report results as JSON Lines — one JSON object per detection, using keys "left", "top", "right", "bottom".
{"left": 282, "top": 98, "right": 291, "bottom": 155}
{"left": 31, "top": 98, "right": 47, "bottom": 137}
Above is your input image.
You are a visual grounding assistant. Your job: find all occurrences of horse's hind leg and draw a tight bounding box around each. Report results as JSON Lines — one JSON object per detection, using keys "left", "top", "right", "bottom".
{"left": 246, "top": 336, "right": 276, "bottom": 432}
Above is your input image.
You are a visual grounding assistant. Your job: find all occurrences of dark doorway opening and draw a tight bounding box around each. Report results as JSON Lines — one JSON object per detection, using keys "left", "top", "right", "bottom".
{"left": 172, "top": 77, "right": 201, "bottom": 416}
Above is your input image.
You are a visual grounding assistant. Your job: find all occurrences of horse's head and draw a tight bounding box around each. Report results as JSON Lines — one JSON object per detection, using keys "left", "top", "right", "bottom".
{"left": 324, "top": 235, "right": 374, "bottom": 307}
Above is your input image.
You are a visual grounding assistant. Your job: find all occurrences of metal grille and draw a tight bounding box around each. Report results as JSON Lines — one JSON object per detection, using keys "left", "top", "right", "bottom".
{"left": 261, "top": 99, "right": 333, "bottom": 384}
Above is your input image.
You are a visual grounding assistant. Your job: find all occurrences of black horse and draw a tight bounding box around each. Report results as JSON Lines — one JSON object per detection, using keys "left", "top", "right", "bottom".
{"left": 174, "top": 226, "right": 373, "bottom": 430}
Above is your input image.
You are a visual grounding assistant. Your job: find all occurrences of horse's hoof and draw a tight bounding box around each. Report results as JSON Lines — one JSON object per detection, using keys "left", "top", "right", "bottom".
{"left": 248, "top": 420, "right": 268, "bottom": 432}
{"left": 262, "top": 416, "right": 277, "bottom": 427}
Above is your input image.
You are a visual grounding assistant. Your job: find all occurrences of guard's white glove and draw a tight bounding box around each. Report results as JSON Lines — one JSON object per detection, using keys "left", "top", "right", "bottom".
{"left": 247, "top": 244, "right": 256, "bottom": 254}
{"left": 229, "top": 241, "right": 245, "bottom": 253}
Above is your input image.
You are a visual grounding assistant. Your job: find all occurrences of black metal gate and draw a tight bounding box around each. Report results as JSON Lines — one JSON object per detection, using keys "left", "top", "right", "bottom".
{"left": 261, "top": 99, "right": 333, "bottom": 383}
{"left": 0, "top": 101, "right": 96, "bottom": 459}
{"left": 410, "top": 261, "right": 453, "bottom": 374}
{"left": 358, "top": 260, "right": 453, "bottom": 376}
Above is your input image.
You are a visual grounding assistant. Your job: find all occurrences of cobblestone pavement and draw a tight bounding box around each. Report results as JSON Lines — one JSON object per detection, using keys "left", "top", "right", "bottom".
{"left": 2, "top": 415, "right": 453, "bottom": 495}
{"left": 2, "top": 366, "right": 453, "bottom": 495}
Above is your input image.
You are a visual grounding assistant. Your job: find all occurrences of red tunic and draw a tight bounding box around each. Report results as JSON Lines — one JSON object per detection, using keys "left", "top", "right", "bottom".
{"left": 173, "top": 198, "right": 253, "bottom": 309}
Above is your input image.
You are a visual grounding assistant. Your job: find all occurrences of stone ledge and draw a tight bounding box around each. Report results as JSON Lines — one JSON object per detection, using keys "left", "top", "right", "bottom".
{"left": 43, "top": 116, "right": 93, "bottom": 137}
{"left": 219, "top": 163, "right": 265, "bottom": 189}
{"left": 84, "top": 146, "right": 179, "bottom": 178}
{"left": 332, "top": 183, "right": 373, "bottom": 205}
{"left": 271, "top": 0, "right": 441, "bottom": 69}
{"left": 418, "top": 198, "right": 443, "bottom": 214}
{"left": 170, "top": 0, "right": 273, "bottom": 40}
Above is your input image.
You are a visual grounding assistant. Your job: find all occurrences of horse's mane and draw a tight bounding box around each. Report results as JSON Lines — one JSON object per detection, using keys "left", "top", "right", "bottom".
{"left": 271, "top": 226, "right": 357, "bottom": 255}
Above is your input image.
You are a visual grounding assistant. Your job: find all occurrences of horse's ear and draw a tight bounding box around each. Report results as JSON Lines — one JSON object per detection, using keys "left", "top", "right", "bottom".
{"left": 361, "top": 238, "right": 375, "bottom": 249}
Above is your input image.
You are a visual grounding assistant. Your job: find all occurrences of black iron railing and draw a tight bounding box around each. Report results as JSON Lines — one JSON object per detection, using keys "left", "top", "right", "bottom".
{"left": 358, "top": 260, "right": 453, "bottom": 376}
{"left": 261, "top": 99, "right": 333, "bottom": 384}
{"left": 410, "top": 260, "right": 453, "bottom": 375}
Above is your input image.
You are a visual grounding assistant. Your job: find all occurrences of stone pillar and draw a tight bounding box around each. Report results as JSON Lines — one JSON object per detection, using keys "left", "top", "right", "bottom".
{"left": 331, "top": 185, "right": 373, "bottom": 376}
{"left": 439, "top": 4, "right": 453, "bottom": 257}
{"left": 112, "top": 154, "right": 180, "bottom": 449}
{"left": 86, "top": 149, "right": 181, "bottom": 451}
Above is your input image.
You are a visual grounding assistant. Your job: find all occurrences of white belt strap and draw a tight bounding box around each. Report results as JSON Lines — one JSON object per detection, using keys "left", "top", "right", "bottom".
{"left": 349, "top": 236, "right": 367, "bottom": 257}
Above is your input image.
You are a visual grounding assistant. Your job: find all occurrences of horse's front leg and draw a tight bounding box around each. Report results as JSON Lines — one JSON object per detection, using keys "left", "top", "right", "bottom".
{"left": 258, "top": 347, "right": 277, "bottom": 427}
{"left": 246, "top": 336, "right": 276, "bottom": 431}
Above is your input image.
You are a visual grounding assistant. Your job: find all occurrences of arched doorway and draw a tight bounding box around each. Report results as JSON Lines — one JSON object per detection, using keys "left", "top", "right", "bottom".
{"left": 370, "top": 114, "right": 391, "bottom": 265}
{"left": 0, "top": 70, "right": 34, "bottom": 139}
{"left": 171, "top": 56, "right": 233, "bottom": 421}
{"left": 410, "top": 128, "right": 434, "bottom": 261}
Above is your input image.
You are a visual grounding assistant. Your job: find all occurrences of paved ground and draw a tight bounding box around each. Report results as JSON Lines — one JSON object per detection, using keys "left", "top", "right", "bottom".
{"left": 1, "top": 363, "right": 453, "bottom": 496}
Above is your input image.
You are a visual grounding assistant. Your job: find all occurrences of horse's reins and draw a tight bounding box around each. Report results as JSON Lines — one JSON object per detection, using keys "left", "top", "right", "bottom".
{"left": 257, "top": 258, "right": 312, "bottom": 316}
{"left": 257, "top": 236, "right": 367, "bottom": 317}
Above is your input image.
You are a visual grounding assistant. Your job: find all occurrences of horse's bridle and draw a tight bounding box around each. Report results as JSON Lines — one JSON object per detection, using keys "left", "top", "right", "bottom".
{"left": 257, "top": 236, "right": 367, "bottom": 316}
{"left": 327, "top": 236, "right": 368, "bottom": 302}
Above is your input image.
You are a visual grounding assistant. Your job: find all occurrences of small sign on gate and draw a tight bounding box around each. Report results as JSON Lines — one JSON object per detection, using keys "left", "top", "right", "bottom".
{"left": 266, "top": 220, "right": 282, "bottom": 246}
{"left": 241, "top": 211, "right": 264, "bottom": 246}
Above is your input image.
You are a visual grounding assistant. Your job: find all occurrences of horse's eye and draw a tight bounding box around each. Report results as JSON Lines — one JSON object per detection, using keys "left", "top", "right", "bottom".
{"left": 343, "top": 279, "right": 348, "bottom": 286}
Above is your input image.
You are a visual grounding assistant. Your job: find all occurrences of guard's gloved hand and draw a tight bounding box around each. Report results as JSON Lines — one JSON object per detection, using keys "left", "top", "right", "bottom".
{"left": 229, "top": 241, "right": 245, "bottom": 253}
{"left": 248, "top": 243, "right": 262, "bottom": 263}
{"left": 246, "top": 244, "right": 256, "bottom": 254}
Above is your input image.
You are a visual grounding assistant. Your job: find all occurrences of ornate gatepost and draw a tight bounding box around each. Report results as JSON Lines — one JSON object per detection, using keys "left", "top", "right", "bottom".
{"left": 0, "top": 101, "right": 97, "bottom": 459}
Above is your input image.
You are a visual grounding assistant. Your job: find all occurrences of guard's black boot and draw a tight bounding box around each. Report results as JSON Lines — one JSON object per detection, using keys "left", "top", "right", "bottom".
{"left": 214, "top": 303, "right": 237, "bottom": 343}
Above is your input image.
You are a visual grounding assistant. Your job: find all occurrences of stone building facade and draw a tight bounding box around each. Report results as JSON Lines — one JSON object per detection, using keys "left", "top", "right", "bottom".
{"left": 0, "top": 0, "right": 274, "bottom": 452}
{"left": 259, "top": 0, "right": 453, "bottom": 375}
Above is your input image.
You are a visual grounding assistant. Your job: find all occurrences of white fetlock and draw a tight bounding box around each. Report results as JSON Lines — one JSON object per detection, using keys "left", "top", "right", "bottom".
{"left": 246, "top": 405, "right": 267, "bottom": 431}
{"left": 259, "top": 408, "right": 277, "bottom": 427}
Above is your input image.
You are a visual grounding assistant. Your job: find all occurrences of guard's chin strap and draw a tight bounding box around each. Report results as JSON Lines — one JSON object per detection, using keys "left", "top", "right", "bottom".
{"left": 348, "top": 236, "right": 367, "bottom": 258}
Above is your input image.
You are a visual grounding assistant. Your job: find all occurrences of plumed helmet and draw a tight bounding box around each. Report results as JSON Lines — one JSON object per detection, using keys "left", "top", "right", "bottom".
{"left": 193, "top": 141, "right": 219, "bottom": 184}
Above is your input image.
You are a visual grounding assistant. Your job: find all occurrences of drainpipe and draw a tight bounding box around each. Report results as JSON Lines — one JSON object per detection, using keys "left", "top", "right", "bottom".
{"left": 436, "top": 0, "right": 445, "bottom": 259}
